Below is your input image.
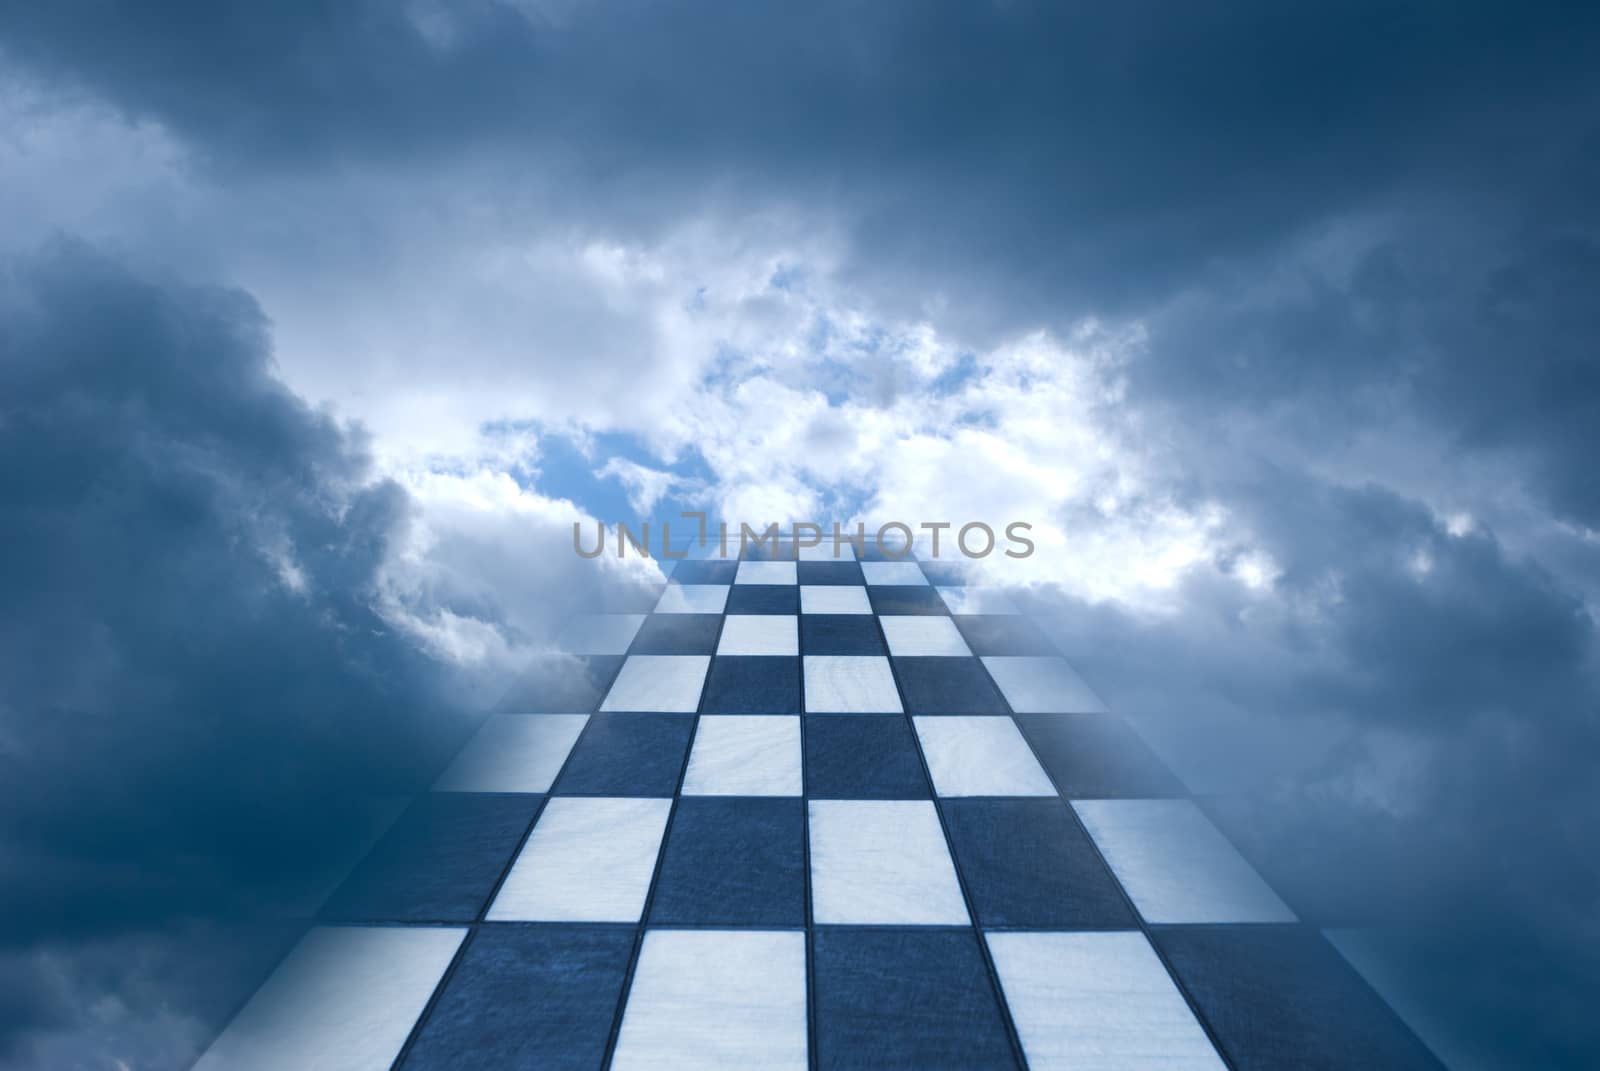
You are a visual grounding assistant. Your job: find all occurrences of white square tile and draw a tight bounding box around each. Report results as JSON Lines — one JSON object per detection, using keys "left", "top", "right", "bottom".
{"left": 861, "top": 561, "right": 929, "bottom": 586}
{"left": 433, "top": 714, "right": 588, "bottom": 793}
{"left": 682, "top": 716, "right": 802, "bottom": 796}
{"left": 936, "top": 587, "right": 1020, "bottom": 615}
{"left": 982, "top": 655, "right": 1108, "bottom": 713}
{"left": 880, "top": 615, "right": 973, "bottom": 656}
{"left": 797, "top": 539, "right": 857, "bottom": 561}
{"left": 612, "top": 929, "right": 808, "bottom": 1071}
{"left": 653, "top": 584, "right": 729, "bottom": 614}
{"left": 193, "top": 926, "right": 465, "bottom": 1071}
{"left": 600, "top": 655, "right": 709, "bottom": 712}
{"left": 809, "top": 800, "right": 968, "bottom": 924}
{"left": 1073, "top": 799, "right": 1297, "bottom": 924}
{"left": 717, "top": 614, "right": 799, "bottom": 656}
{"left": 488, "top": 797, "right": 672, "bottom": 921}
{"left": 986, "top": 931, "right": 1226, "bottom": 1071}
{"left": 555, "top": 613, "right": 647, "bottom": 654}
{"left": 913, "top": 716, "right": 1055, "bottom": 796}
{"left": 803, "top": 656, "right": 903, "bottom": 713}
{"left": 800, "top": 585, "right": 871, "bottom": 614}
{"left": 735, "top": 560, "right": 797, "bottom": 585}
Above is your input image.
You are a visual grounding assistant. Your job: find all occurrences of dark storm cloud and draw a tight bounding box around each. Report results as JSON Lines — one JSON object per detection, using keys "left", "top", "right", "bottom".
{"left": 4, "top": 0, "right": 1597, "bottom": 524}
{"left": 1033, "top": 474, "right": 1600, "bottom": 1067}
{"left": 0, "top": 240, "right": 472, "bottom": 1064}
{"left": 1137, "top": 197, "right": 1600, "bottom": 528}
{"left": 1, "top": 1, "right": 1593, "bottom": 305}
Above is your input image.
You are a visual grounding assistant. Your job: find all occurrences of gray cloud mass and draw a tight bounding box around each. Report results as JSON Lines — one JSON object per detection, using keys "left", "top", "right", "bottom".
{"left": 0, "top": 240, "right": 478, "bottom": 1067}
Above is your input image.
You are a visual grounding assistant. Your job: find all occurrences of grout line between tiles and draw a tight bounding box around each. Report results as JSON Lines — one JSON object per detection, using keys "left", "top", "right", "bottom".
{"left": 596, "top": 611, "right": 721, "bottom": 1070}
{"left": 873, "top": 601, "right": 1031, "bottom": 1071}
{"left": 389, "top": 688, "right": 614, "bottom": 1069}
{"left": 956, "top": 598, "right": 1242, "bottom": 1071}
{"left": 797, "top": 599, "right": 821, "bottom": 1071}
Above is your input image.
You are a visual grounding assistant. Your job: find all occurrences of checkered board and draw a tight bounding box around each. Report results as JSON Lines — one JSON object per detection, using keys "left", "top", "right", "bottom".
{"left": 196, "top": 539, "right": 1445, "bottom": 1070}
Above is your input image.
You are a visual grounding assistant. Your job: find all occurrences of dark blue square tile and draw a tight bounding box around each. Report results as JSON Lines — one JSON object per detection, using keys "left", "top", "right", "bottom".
{"left": 496, "top": 655, "right": 623, "bottom": 712}
{"left": 668, "top": 559, "right": 737, "bottom": 584}
{"left": 805, "top": 717, "right": 929, "bottom": 798}
{"left": 650, "top": 798, "right": 805, "bottom": 926}
{"left": 628, "top": 613, "right": 722, "bottom": 655}
{"left": 320, "top": 794, "right": 539, "bottom": 923}
{"left": 727, "top": 584, "right": 799, "bottom": 614}
{"left": 400, "top": 926, "right": 634, "bottom": 1071}
{"left": 893, "top": 657, "right": 1008, "bottom": 714}
{"left": 1153, "top": 926, "right": 1445, "bottom": 1071}
{"left": 917, "top": 560, "right": 972, "bottom": 585}
{"left": 802, "top": 615, "right": 886, "bottom": 656}
{"left": 554, "top": 714, "right": 693, "bottom": 795}
{"left": 868, "top": 586, "right": 949, "bottom": 615}
{"left": 858, "top": 540, "right": 913, "bottom": 562}
{"left": 813, "top": 928, "right": 1018, "bottom": 1071}
{"left": 952, "top": 615, "right": 1057, "bottom": 656}
{"left": 742, "top": 537, "right": 797, "bottom": 560}
{"left": 799, "top": 538, "right": 864, "bottom": 561}
{"left": 798, "top": 561, "right": 865, "bottom": 586}
{"left": 940, "top": 798, "right": 1133, "bottom": 929}
{"left": 701, "top": 656, "right": 801, "bottom": 713}
{"left": 1014, "top": 714, "right": 1185, "bottom": 798}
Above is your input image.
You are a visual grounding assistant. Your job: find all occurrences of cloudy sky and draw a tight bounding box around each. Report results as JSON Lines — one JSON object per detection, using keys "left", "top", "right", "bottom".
{"left": 1, "top": 2, "right": 1598, "bottom": 1068}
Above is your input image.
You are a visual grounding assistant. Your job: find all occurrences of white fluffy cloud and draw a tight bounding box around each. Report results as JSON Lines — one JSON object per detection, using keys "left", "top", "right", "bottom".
{"left": 375, "top": 447, "right": 664, "bottom": 678}
{"left": 335, "top": 229, "right": 1252, "bottom": 617}
{"left": 0, "top": 88, "right": 1251, "bottom": 620}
